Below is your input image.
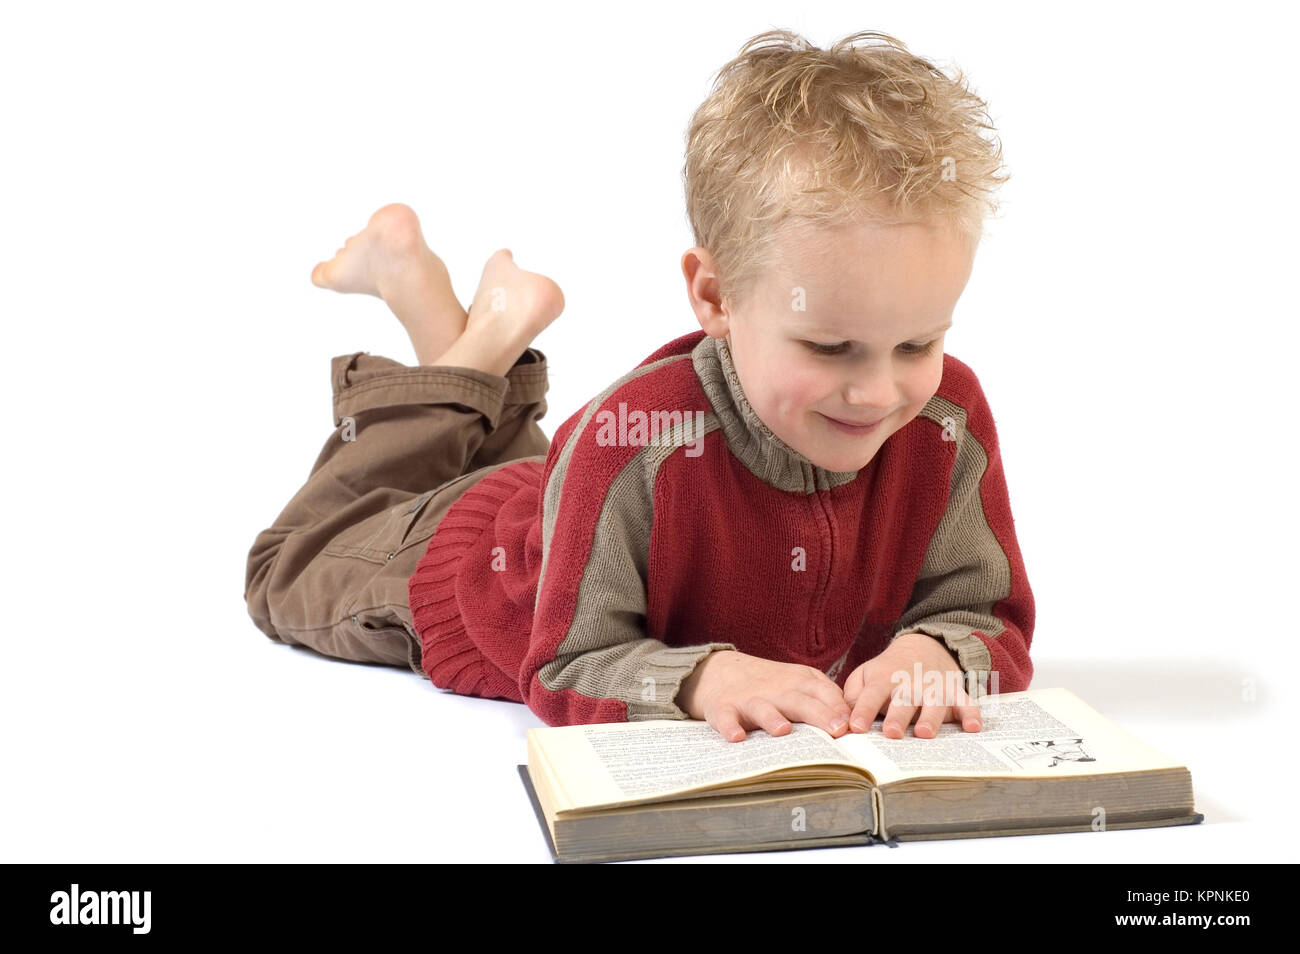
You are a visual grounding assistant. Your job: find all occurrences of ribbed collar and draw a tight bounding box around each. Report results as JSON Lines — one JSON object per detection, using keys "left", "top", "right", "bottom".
{"left": 691, "top": 333, "right": 861, "bottom": 494}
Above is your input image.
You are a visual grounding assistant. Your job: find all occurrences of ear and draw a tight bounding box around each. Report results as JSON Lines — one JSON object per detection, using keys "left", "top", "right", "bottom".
{"left": 681, "top": 247, "right": 730, "bottom": 338}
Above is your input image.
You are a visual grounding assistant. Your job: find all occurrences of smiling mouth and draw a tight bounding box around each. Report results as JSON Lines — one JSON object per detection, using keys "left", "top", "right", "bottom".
{"left": 821, "top": 413, "right": 886, "bottom": 429}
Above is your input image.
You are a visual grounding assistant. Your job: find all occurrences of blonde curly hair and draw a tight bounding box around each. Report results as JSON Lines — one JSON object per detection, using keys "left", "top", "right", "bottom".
{"left": 683, "top": 29, "right": 1009, "bottom": 311}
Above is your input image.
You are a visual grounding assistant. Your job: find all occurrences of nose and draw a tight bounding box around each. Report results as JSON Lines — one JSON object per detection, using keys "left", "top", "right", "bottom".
{"left": 842, "top": 368, "right": 900, "bottom": 413}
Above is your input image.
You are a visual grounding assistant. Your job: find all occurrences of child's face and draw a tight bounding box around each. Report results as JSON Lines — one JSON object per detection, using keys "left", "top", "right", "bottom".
{"left": 719, "top": 219, "right": 975, "bottom": 474}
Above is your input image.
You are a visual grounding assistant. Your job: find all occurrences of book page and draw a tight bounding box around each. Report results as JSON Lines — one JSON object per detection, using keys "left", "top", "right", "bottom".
{"left": 527, "top": 719, "right": 863, "bottom": 812}
{"left": 833, "top": 687, "right": 1187, "bottom": 786}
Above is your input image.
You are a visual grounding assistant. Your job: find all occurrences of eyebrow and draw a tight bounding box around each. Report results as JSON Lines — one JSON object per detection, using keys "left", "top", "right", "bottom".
{"left": 913, "top": 321, "right": 953, "bottom": 338}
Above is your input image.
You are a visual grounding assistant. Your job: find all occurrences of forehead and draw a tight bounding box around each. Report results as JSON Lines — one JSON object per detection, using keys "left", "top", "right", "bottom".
{"left": 759, "top": 219, "right": 973, "bottom": 333}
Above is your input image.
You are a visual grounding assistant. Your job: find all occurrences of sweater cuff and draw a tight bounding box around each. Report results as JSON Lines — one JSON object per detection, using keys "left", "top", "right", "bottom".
{"left": 891, "top": 623, "right": 994, "bottom": 698}
{"left": 625, "top": 643, "right": 738, "bottom": 722}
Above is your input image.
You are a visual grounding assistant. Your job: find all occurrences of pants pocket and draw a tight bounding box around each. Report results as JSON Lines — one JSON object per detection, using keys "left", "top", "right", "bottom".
{"left": 392, "top": 470, "right": 488, "bottom": 556}
{"left": 322, "top": 491, "right": 435, "bottom": 565}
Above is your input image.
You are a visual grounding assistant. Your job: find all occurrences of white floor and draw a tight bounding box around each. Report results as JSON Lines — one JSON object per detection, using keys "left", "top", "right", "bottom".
{"left": 5, "top": 616, "right": 1283, "bottom": 862}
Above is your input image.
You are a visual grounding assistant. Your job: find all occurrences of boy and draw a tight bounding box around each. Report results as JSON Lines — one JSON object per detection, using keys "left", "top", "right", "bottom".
{"left": 244, "top": 28, "right": 1034, "bottom": 744}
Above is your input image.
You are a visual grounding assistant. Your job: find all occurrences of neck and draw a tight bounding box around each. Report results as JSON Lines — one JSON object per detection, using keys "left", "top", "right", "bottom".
{"left": 691, "top": 333, "right": 861, "bottom": 494}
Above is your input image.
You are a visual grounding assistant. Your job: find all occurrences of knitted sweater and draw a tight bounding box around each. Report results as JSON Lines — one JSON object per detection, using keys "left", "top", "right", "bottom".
{"left": 408, "top": 329, "right": 1035, "bottom": 727}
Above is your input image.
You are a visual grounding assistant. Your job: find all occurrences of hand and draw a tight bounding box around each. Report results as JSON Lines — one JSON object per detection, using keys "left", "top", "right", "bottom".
{"left": 677, "top": 650, "right": 853, "bottom": 743}
{"left": 842, "top": 632, "right": 983, "bottom": 739}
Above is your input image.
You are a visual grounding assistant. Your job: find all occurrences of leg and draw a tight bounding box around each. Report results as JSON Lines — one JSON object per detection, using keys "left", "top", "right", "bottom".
{"left": 243, "top": 347, "right": 550, "bottom": 673}
{"left": 306, "top": 200, "right": 563, "bottom": 499}
{"left": 246, "top": 206, "right": 563, "bottom": 670}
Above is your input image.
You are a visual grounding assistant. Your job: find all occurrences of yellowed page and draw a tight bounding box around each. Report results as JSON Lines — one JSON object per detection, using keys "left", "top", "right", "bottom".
{"left": 526, "top": 719, "right": 865, "bottom": 812}
{"left": 835, "top": 686, "right": 1187, "bottom": 786}
{"left": 526, "top": 729, "right": 573, "bottom": 822}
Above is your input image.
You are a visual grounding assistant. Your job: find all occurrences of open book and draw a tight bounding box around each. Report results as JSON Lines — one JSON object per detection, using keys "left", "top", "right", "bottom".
{"left": 518, "top": 687, "right": 1202, "bottom": 863}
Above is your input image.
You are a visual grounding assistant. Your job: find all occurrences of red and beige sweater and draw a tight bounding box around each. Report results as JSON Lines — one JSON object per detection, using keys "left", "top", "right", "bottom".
{"left": 407, "top": 329, "right": 1035, "bottom": 727}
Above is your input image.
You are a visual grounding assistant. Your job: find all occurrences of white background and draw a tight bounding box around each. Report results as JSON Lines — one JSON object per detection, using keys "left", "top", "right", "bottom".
{"left": 1, "top": 0, "right": 1295, "bottom": 863}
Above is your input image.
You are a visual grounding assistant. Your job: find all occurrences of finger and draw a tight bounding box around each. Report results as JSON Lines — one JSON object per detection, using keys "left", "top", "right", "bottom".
{"left": 957, "top": 703, "right": 983, "bottom": 731}
{"left": 842, "top": 665, "right": 865, "bottom": 705}
{"left": 912, "top": 673, "right": 965, "bottom": 739}
{"left": 709, "top": 703, "right": 747, "bottom": 743}
{"left": 849, "top": 682, "right": 893, "bottom": 733}
{"left": 913, "top": 705, "right": 948, "bottom": 739}
{"left": 954, "top": 687, "right": 983, "bottom": 731}
{"left": 881, "top": 697, "right": 917, "bottom": 739}
{"left": 803, "top": 674, "right": 853, "bottom": 724}
{"left": 744, "top": 699, "right": 793, "bottom": 737}
{"left": 779, "top": 692, "right": 851, "bottom": 737}
{"left": 880, "top": 665, "right": 923, "bottom": 738}
{"left": 934, "top": 681, "right": 983, "bottom": 733}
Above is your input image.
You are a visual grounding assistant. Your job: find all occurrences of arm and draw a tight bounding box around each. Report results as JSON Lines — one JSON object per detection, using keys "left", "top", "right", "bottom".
{"left": 890, "top": 382, "right": 1036, "bottom": 697}
{"left": 520, "top": 416, "right": 736, "bottom": 726}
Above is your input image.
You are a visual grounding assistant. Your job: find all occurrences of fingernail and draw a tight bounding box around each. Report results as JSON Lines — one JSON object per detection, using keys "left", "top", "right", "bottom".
{"left": 830, "top": 718, "right": 847, "bottom": 732}
{"left": 850, "top": 718, "right": 866, "bottom": 731}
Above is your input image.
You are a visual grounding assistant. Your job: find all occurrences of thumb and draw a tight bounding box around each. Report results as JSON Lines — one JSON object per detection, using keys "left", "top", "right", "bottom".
{"left": 842, "top": 664, "right": 864, "bottom": 705}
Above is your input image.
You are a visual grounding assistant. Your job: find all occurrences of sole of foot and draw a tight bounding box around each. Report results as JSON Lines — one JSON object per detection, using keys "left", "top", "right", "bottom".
{"left": 430, "top": 249, "right": 566, "bottom": 374}
{"left": 310, "top": 203, "right": 450, "bottom": 303}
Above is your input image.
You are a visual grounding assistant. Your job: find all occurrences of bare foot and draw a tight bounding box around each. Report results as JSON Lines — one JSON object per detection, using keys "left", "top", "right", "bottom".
{"left": 430, "top": 249, "right": 565, "bottom": 376}
{"left": 310, "top": 203, "right": 467, "bottom": 365}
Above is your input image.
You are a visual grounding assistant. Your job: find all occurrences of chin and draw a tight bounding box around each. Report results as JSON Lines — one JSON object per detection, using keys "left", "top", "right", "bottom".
{"left": 824, "top": 451, "right": 878, "bottom": 472}
{"left": 804, "top": 442, "right": 879, "bottom": 473}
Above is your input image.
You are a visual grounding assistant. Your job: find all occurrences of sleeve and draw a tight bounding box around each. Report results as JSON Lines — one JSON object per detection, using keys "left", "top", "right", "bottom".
{"left": 519, "top": 410, "right": 737, "bottom": 726}
{"left": 890, "top": 381, "right": 1036, "bottom": 697}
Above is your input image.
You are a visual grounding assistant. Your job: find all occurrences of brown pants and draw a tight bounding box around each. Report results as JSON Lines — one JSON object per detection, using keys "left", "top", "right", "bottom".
{"left": 244, "top": 348, "right": 551, "bottom": 677}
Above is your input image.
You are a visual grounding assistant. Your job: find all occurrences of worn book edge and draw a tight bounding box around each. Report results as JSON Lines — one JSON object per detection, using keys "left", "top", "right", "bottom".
{"left": 516, "top": 764, "right": 883, "bottom": 864}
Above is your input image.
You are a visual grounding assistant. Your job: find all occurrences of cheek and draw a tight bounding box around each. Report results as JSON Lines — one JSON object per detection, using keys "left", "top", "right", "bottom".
{"left": 769, "top": 369, "right": 825, "bottom": 420}
{"left": 903, "top": 358, "right": 944, "bottom": 409}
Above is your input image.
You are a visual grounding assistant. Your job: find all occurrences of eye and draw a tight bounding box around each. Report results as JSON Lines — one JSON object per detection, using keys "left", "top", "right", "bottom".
{"left": 899, "top": 340, "right": 938, "bottom": 356}
{"left": 803, "top": 339, "right": 938, "bottom": 357}
{"left": 803, "top": 340, "right": 849, "bottom": 356}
